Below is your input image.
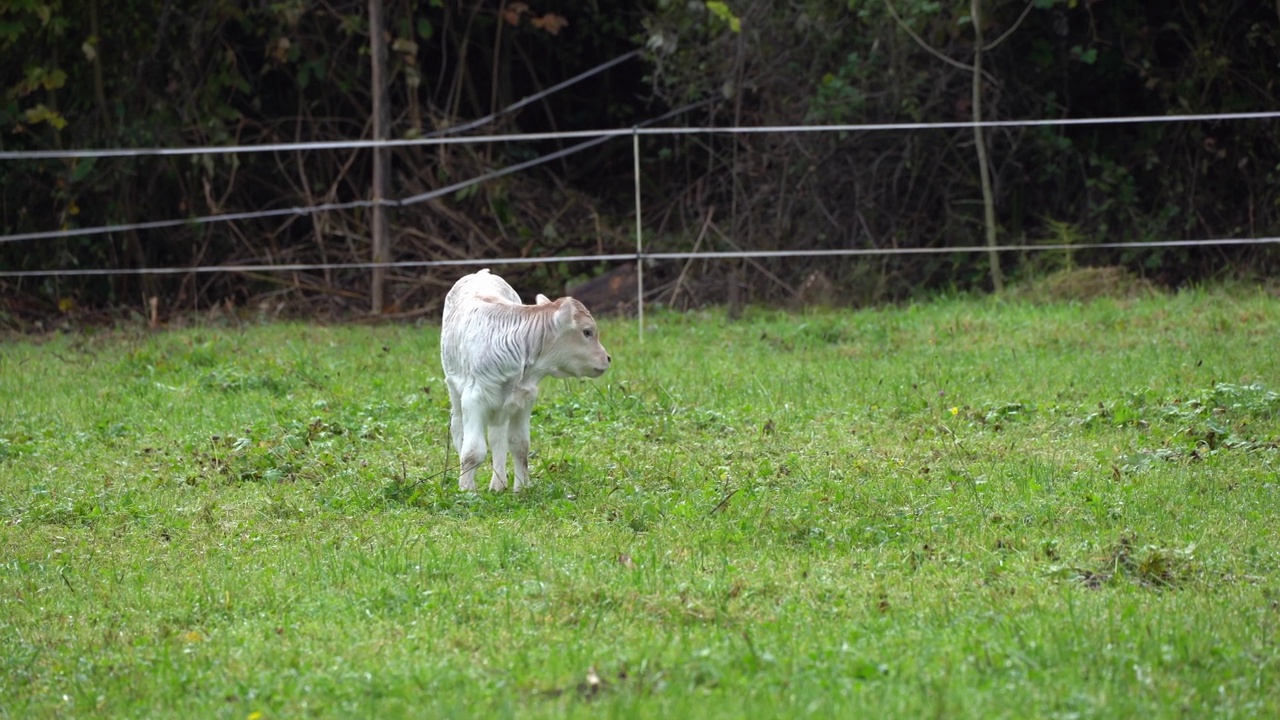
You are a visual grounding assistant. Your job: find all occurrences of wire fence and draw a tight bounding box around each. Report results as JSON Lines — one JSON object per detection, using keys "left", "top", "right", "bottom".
{"left": 4, "top": 109, "right": 1279, "bottom": 250}
{"left": 3, "top": 46, "right": 1279, "bottom": 331}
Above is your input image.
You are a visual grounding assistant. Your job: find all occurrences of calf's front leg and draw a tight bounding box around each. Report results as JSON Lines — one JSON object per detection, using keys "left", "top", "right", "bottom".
{"left": 487, "top": 423, "right": 510, "bottom": 492}
{"left": 510, "top": 404, "right": 534, "bottom": 492}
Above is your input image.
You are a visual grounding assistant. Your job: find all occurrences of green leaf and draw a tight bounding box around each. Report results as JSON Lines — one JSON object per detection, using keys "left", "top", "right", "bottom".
{"left": 42, "top": 68, "right": 66, "bottom": 90}
{"left": 1070, "top": 45, "right": 1098, "bottom": 65}
{"left": 705, "top": 1, "right": 741, "bottom": 33}
{"left": 0, "top": 20, "right": 24, "bottom": 44}
{"left": 70, "top": 156, "right": 97, "bottom": 183}
{"left": 1030, "top": 38, "right": 1054, "bottom": 70}
{"left": 416, "top": 18, "right": 433, "bottom": 40}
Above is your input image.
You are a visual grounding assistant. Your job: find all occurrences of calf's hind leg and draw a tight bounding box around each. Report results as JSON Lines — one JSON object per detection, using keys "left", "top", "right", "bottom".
{"left": 446, "top": 379, "right": 464, "bottom": 453}
{"left": 457, "top": 391, "right": 491, "bottom": 492}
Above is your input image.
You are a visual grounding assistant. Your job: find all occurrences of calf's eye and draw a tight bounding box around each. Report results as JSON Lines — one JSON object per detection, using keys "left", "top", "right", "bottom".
{"left": 583, "top": 328, "right": 594, "bottom": 339}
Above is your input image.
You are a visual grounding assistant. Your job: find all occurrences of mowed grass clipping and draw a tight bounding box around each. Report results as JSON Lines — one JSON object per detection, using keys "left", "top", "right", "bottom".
{"left": 2, "top": 286, "right": 1279, "bottom": 718}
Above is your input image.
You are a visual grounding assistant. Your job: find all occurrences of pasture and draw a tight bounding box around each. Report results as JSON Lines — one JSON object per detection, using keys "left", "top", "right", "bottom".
{"left": 2, "top": 286, "right": 1279, "bottom": 718}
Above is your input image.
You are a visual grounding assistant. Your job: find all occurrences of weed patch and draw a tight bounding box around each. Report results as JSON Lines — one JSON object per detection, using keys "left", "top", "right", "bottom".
{"left": 1052, "top": 535, "right": 1203, "bottom": 590}
{"left": 1079, "top": 383, "right": 1280, "bottom": 474}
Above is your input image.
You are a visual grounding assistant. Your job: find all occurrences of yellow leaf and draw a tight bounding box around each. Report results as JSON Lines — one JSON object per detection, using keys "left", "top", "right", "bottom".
{"left": 23, "top": 103, "right": 68, "bottom": 129}
{"left": 42, "top": 69, "right": 67, "bottom": 91}
{"left": 502, "top": 2, "right": 528, "bottom": 26}
{"left": 58, "top": 297, "right": 76, "bottom": 313}
{"left": 271, "top": 37, "right": 291, "bottom": 63}
{"left": 530, "top": 13, "right": 569, "bottom": 35}
{"left": 183, "top": 630, "right": 203, "bottom": 643}
{"left": 68, "top": 201, "right": 80, "bottom": 216}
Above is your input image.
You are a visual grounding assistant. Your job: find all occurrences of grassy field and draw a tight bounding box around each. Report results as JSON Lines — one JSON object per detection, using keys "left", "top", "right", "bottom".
{"left": 2, "top": 285, "right": 1279, "bottom": 718}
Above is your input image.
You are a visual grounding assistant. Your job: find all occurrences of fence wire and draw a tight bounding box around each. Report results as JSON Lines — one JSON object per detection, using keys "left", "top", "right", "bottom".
{"left": 3, "top": 238, "right": 1276, "bottom": 279}
{"left": 3, "top": 109, "right": 1277, "bottom": 161}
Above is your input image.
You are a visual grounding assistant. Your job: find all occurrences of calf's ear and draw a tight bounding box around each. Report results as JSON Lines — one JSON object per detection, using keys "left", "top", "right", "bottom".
{"left": 535, "top": 293, "right": 552, "bottom": 305}
{"left": 553, "top": 299, "right": 576, "bottom": 329}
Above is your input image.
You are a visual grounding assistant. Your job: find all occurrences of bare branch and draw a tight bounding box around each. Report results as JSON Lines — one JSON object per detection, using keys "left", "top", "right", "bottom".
{"left": 984, "top": 0, "right": 1035, "bottom": 52}
{"left": 883, "top": 0, "right": 973, "bottom": 73}
{"left": 882, "top": 0, "right": 1000, "bottom": 85}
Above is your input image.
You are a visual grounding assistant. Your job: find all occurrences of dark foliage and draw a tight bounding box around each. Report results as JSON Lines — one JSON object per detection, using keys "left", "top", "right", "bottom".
{"left": 1, "top": 0, "right": 1277, "bottom": 322}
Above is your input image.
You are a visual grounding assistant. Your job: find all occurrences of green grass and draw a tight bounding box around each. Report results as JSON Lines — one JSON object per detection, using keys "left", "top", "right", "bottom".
{"left": 2, "top": 286, "right": 1279, "bottom": 718}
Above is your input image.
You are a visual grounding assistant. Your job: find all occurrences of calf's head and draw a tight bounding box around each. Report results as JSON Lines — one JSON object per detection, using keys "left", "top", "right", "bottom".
{"left": 536, "top": 294, "right": 611, "bottom": 378}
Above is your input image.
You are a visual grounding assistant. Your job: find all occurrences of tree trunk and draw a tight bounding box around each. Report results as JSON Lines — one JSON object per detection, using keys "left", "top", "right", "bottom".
{"left": 971, "top": 0, "right": 1003, "bottom": 292}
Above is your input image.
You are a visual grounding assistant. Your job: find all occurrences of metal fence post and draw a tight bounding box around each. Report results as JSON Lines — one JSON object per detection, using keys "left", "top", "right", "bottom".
{"left": 368, "top": 0, "right": 390, "bottom": 314}
{"left": 633, "top": 129, "right": 644, "bottom": 343}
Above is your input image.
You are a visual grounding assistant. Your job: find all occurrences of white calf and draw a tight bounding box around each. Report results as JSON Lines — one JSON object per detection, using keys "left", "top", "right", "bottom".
{"left": 440, "top": 269, "right": 611, "bottom": 492}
